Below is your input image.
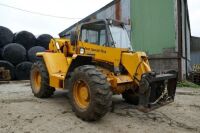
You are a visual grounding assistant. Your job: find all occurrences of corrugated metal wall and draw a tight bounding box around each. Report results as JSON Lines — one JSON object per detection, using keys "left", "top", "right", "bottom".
{"left": 59, "top": 0, "right": 131, "bottom": 38}
{"left": 131, "top": 0, "right": 176, "bottom": 55}
{"left": 95, "top": 0, "right": 131, "bottom": 36}
{"left": 191, "top": 36, "right": 200, "bottom": 66}
{"left": 191, "top": 52, "right": 200, "bottom": 65}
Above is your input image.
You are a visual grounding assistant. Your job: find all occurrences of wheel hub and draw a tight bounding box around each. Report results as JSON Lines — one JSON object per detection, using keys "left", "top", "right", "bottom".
{"left": 33, "top": 70, "right": 41, "bottom": 92}
{"left": 79, "top": 86, "right": 89, "bottom": 100}
{"left": 73, "top": 80, "right": 90, "bottom": 109}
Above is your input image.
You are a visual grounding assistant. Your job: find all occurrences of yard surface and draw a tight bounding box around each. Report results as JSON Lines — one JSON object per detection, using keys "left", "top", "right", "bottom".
{"left": 0, "top": 81, "right": 200, "bottom": 133}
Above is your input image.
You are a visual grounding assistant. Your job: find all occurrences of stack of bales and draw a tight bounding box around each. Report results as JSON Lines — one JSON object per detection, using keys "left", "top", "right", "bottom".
{"left": 0, "top": 26, "right": 53, "bottom": 80}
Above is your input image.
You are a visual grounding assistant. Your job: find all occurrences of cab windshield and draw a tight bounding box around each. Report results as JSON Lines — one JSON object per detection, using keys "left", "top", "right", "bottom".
{"left": 109, "top": 25, "right": 132, "bottom": 50}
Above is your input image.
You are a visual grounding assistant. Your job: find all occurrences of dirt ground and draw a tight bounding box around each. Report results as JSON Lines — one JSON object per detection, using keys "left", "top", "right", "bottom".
{"left": 0, "top": 81, "right": 200, "bottom": 133}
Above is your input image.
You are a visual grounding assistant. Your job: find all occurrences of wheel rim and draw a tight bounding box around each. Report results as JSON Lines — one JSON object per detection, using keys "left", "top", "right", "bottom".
{"left": 73, "top": 80, "right": 90, "bottom": 109}
{"left": 33, "top": 70, "right": 41, "bottom": 93}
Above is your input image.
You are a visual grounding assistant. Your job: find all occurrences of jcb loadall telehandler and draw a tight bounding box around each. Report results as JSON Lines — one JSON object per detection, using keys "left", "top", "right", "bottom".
{"left": 30, "top": 19, "right": 177, "bottom": 121}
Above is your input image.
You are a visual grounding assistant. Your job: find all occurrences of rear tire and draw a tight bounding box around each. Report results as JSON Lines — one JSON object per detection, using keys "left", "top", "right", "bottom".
{"left": 30, "top": 61, "right": 55, "bottom": 98}
{"left": 68, "top": 65, "right": 112, "bottom": 121}
{"left": 122, "top": 90, "right": 139, "bottom": 105}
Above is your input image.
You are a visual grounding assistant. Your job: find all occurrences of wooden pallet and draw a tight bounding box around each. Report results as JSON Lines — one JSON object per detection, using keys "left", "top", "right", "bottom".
{"left": 189, "top": 72, "right": 200, "bottom": 85}
{"left": 0, "top": 67, "right": 11, "bottom": 81}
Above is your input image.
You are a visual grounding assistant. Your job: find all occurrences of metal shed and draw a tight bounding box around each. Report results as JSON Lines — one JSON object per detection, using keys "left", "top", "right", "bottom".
{"left": 191, "top": 36, "right": 200, "bottom": 66}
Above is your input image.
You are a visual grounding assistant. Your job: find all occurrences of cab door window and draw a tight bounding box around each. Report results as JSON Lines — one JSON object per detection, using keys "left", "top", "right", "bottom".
{"left": 81, "top": 22, "right": 107, "bottom": 46}
{"left": 81, "top": 29, "right": 98, "bottom": 44}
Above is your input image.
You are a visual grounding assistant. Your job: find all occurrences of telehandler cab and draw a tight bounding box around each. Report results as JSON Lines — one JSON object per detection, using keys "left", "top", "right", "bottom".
{"left": 30, "top": 19, "right": 177, "bottom": 121}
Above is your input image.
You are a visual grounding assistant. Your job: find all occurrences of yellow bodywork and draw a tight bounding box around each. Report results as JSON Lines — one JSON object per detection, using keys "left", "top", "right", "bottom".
{"left": 37, "top": 52, "right": 72, "bottom": 88}
{"left": 79, "top": 42, "right": 122, "bottom": 67}
{"left": 121, "top": 52, "right": 151, "bottom": 82}
{"left": 30, "top": 20, "right": 177, "bottom": 119}
{"left": 36, "top": 38, "right": 152, "bottom": 94}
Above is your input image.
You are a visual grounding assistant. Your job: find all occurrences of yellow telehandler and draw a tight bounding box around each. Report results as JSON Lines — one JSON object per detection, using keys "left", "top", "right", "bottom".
{"left": 30, "top": 19, "right": 177, "bottom": 121}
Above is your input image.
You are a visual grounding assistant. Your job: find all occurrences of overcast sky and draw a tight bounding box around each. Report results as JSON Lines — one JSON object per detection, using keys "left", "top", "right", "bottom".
{"left": 188, "top": 0, "right": 200, "bottom": 37}
{"left": 0, "top": 0, "right": 199, "bottom": 37}
{"left": 0, "top": 0, "right": 113, "bottom": 37}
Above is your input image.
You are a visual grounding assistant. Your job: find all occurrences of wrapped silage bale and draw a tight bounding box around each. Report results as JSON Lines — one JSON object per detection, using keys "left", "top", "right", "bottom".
{"left": 0, "top": 26, "right": 14, "bottom": 48}
{"left": 28, "top": 46, "right": 46, "bottom": 62}
{"left": 36, "top": 34, "right": 53, "bottom": 49}
{"left": 2, "top": 43, "right": 27, "bottom": 65}
{"left": 15, "top": 61, "right": 33, "bottom": 80}
{"left": 13, "top": 31, "right": 36, "bottom": 50}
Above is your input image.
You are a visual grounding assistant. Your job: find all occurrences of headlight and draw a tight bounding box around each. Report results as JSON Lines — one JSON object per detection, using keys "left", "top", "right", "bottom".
{"left": 55, "top": 42, "right": 60, "bottom": 50}
{"left": 80, "top": 47, "right": 85, "bottom": 54}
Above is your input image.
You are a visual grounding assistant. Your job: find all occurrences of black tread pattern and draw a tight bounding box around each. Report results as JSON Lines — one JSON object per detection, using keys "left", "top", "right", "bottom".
{"left": 30, "top": 61, "right": 55, "bottom": 98}
{"left": 68, "top": 65, "right": 112, "bottom": 121}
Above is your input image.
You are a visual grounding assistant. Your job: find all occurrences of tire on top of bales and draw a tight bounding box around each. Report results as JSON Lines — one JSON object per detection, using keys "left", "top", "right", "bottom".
{"left": 28, "top": 46, "right": 46, "bottom": 62}
{"left": 0, "top": 60, "right": 15, "bottom": 79}
{"left": 15, "top": 61, "right": 33, "bottom": 80}
{"left": 13, "top": 31, "right": 36, "bottom": 50}
{"left": 2, "top": 43, "right": 27, "bottom": 65}
{"left": 0, "top": 26, "right": 14, "bottom": 48}
{"left": 37, "top": 34, "right": 53, "bottom": 49}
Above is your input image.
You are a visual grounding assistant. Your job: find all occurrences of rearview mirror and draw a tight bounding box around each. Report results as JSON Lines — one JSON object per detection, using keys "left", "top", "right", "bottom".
{"left": 70, "top": 31, "right": 78, "bottom": 45}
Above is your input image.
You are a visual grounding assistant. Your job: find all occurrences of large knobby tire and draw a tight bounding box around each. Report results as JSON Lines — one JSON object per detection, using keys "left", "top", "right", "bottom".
{"left": 122, "top": 89, "right": 139, "bottom": 105}
{"left": 68, "top": 65, "right": 112, "bottom": 121}
{"left": 30, "top": 61, "right": 55, "bottom": 98}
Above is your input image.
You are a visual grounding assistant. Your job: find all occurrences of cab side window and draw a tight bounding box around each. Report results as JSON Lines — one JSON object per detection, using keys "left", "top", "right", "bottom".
{"left": 81, "top": 23, "right": 107, "bottom": 46}
{"left": 99, "top": 30, "right": 106, "bottom": 45}
{"left": 81, "top": 29, "right": 98, "bottom": 44}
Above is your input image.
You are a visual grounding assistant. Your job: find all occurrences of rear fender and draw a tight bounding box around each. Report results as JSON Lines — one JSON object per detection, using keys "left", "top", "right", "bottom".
{"left": 36, "top": 52, "right": 70, "bottom": 88}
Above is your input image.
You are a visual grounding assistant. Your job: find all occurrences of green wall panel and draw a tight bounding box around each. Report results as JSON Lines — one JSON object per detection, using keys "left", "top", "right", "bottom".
{"left": 131, "top": 0, "right": 176, "bottom": 54}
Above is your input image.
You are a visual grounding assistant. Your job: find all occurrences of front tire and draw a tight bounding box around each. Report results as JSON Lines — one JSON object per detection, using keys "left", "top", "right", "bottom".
{"left": 68, "top": 65, "right": 112, "bottom": 121}
{"left": 30, "top": 61, "right": 55, "bottom": 98}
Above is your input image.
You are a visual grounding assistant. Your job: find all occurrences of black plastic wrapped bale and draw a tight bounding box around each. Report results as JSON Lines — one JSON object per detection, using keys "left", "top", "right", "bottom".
{"left": 28, "top": 46, "right": 46, "bottom": 62}
{"left": 0, "top": 60, "right": 15, "bottom": 80}
{"left": 2, "top": 43, "right": 27, "bottom": 65}
{"left": 0, "top": 48, "right": 2, "bottom": 59}
{"left": 13, "top": 31, "right": 36, "bottom": 50}
{"left": 37, "top": 34, "right": 53, "bottom": 49}
{"left": 15, "top": 61, "right": 33, "bottom": 80}
{"left": 0, "top": 26, "right": 14, "bottom": 47}
{"left": 13, "top": 32, "right": 17, "bottom": 38}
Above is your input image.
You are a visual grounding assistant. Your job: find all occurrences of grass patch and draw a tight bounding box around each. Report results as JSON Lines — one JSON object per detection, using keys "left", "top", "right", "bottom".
{"left": 177, "top": 80, "right": 200, "bottom": 88}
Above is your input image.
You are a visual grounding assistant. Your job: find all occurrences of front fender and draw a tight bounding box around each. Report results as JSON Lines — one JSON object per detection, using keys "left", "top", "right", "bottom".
{"left": 121, "top": 52, "right": 151, "bottom": 84}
